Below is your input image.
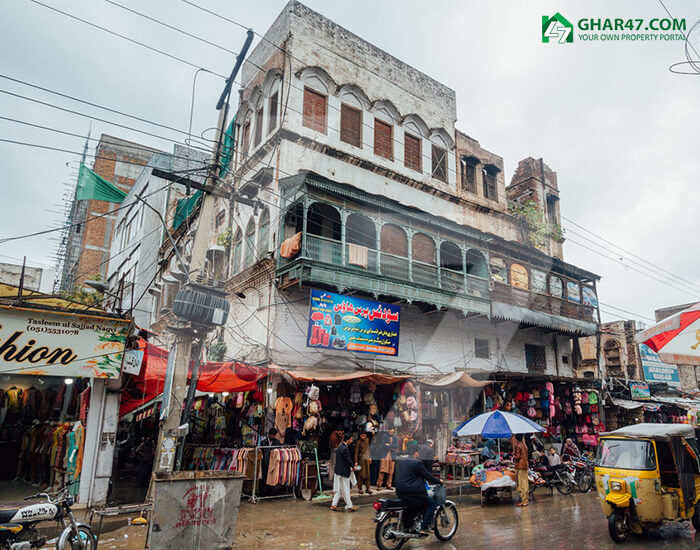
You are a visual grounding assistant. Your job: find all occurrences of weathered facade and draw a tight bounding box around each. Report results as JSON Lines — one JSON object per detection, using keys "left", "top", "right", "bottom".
{"left": 578, "top": 320, "right": 642, "bottom": 381}
{"left": 150, "top": 1, "right": 600, "bottom": 380}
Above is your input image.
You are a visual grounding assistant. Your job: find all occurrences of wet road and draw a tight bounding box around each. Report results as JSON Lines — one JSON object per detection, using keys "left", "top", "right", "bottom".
{"left": 234, "top": 491, "right": 700, "bottom": 549}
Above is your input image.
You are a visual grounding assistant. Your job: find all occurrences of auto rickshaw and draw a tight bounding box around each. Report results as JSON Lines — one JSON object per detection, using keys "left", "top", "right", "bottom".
{"left": 595, "top": 423, "right": 700, "bottom": 542}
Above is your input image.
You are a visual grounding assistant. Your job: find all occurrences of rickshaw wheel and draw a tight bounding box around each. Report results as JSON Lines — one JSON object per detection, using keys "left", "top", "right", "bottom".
{"left": 692, "top": 504, "right": 700, "bottom": 531}
{"left": 608, "top": 508, "right": 630, "bottom": 543}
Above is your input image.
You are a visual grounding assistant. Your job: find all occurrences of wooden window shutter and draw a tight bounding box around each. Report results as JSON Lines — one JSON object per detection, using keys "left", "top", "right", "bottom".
{"left": 380, "top": 224, "right": 407, "bottom": 257}
{"left": 254, "top": 108, "right": 263, "bottom": 147}
{"left": 431, "top": 145, "right": 447, "bottom": 182}
{"left": 268, "top": 92, "right": 278, "bottom": 134}
{"left": 303, "top": 87, "right": 327, "bottom": 133}
{"left": 340, "top": 104, "right": 362, "bottom": 147}
{"left": 241, "top": 122, "right": 250, "bottom": 157}
{"left": 404, "top": 134, "right": 421, "bottom": 172}
{"left": 412, "top": 233, "right": 435, "bottom": 264}
{"left": 374, "top": 119, "right": 393, "bottom": 160}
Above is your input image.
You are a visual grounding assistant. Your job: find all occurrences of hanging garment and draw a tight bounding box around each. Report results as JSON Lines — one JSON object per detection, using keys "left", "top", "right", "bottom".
{"left": 347, "top": 243, "right": 369, "bottom": 268}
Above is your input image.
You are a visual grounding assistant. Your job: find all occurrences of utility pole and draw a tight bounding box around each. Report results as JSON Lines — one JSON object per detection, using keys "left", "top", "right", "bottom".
{"left": 154, "top": 29, "right": 254, "bottom": 474}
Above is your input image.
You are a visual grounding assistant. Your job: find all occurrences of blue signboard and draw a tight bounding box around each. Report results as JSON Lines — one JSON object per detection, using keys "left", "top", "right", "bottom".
{"left": 639, "top": 343, "right": 681, "bottom": 387}
{"left": 307, "top": 289, "right": 400, "bottom": 356}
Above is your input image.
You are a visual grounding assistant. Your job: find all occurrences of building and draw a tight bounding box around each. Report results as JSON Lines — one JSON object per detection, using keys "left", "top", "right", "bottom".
{"left": 57, "top": 135, "right": 160, "bottom": 293}
{"left": 0, "top": 261, "right": 43, "bottom": 291}
{"left": 141, "top": 2, "right": 601, "bottom": 384}
{"left": 577, "top": 320, "right": 642, "bottom": 381}
{"left": 105, "top": 145, "right": 209, "bottom": 330}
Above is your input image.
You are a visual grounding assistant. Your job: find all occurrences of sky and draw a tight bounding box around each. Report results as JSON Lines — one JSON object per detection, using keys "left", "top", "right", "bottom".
{"left": 0, "top": 0, "right": 698, "bottom": 323}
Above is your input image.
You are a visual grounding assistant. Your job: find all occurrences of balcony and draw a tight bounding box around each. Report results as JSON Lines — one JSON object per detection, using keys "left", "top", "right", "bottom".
{"left": 276, "top": 176, "right": 492, "bottom": 317}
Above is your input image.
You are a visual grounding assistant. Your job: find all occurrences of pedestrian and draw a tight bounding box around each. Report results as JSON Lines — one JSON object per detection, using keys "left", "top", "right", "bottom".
{"left": 330, "top": 433, "right": 357, "bottom": 512}
{"left": 354, "top": 431, "right": 372, "bottom": 494}
{"left": 395, "top": 448, "right": 443, "bottom": 535}
{"left": 135, "top": 436, "right": 154, "bottom": 487}
{"left": 369, "top": 428, "right": 384, "bottom": 486}
{"left": 547, "top": 447, "right": 561, "bottom": 467}
{"left": 562, "top": 438, "right": 581, "bottom": 462}
{"left": 328, "top": 427, "right": 344, "bottom": 482}
{"left": 417, "top": 438, "right": 435, "bottom": 473}
{"left": 512, "top": 434, "right": 529, "bottom": 507}
{"left": 377, "top": 427, "right": 399, "bottom": 490}
{"left": 259, "top": 428, "right": 280, "bottom": 496}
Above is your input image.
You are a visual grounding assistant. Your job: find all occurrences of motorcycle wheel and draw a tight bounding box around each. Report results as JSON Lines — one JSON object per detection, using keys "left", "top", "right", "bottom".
{"left": 555, "top": 473, "right": 574, "bottom": 495}
{"left": 577, "top": 471, "right": 593, "bottom": 493}
{"left": 433, "top": 502, "right": 458, "bottom": 541}
{"left": 375, "top": 515, "right": 406, "bottom": 550}
{"left": 57, "top": 525, "right": 97, "bottom": 550}
{"left": 608, "top": 508, "right": 630, "bottom": 543}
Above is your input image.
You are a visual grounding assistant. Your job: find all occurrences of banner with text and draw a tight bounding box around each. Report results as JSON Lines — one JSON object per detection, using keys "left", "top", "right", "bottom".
{"left": 639, "top": 343, "right": 681, "bottom": 387}
{"left": 0, "top": 305, "right": 131, "bottom": 378}
{"left": 307, "top": 289, "right": 400, "bottom": 356}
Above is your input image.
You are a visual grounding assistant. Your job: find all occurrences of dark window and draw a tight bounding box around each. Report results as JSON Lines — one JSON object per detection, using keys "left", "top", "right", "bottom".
{"left": 241, "top": 122, "right": 250, "bottom": 157}
{"left": 562, "top": 355, "right": 569, "bottom": 365}
{"left": 525, "top": 344, "right": 546, "bottom": 372}
{"left": 254, "top": 108, "right": 263, "bottom": 147}
{"left": 404, "top": 133, "right": 422, "bottom": 172}
{"left": 302, "top": 87, "right": 327, "bottom": 133}
{"left": 431, "top": 145, "right": 447, "bottom": 182}
{"left": 340, "top": 103, "right": 362, "bottom": 147}
{"left": 475, "top": 338, "right": 490, "bottom": 359}
{"left": 374, "top": 119, "right": 393, "bottom": 160}
{"left": 268, "top": 92, "right": 278, "bottom": 134}
{"left": 461, "top": 157, "right": 478, "bottom": 193}
{"left": 215, "top": 210, "right": 225, "bottom": 228}
{"left": 483, "top": 167, "right": 498, "bottom": 201}
{"left": 547, "top": 194, "right": 559, "bottom": 225}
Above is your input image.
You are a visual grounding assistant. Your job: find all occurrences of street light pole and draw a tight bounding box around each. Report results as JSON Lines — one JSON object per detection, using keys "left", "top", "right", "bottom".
{"left": 153, "top": 29, "right": 255, "bottom": 475}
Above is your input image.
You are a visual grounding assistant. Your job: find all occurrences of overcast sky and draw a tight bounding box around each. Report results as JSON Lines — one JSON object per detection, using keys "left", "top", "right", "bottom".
{"left": 1, "top": 0, "right": 698, "bottom": 323}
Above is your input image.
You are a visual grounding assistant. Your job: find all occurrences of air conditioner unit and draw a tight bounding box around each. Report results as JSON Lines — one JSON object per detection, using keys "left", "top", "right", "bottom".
{"left": 173, "top": 282, "right": 230, "bottom": 327}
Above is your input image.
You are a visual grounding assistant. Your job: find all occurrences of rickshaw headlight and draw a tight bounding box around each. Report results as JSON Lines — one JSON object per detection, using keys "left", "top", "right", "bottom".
{"left": 610, "top": 480, "right": 625, "bottom": 492}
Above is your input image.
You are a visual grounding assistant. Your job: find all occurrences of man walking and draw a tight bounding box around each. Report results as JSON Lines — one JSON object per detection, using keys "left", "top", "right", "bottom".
{"left": 512, "top": 434, "right": 529, "bottom": 507}
{"left": 331, "top": 434, "right": 357, "bottom": 512}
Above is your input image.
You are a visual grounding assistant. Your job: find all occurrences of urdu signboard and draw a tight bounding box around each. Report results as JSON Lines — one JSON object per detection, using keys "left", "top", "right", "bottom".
{"left": 0, "top": 305, "right": 131, "bottom": 378}
{"left": 639, "top": 343, "right": 681, "bottom": 387}
{"left": 307, "top": 289, "right": 400, "bottom": 356}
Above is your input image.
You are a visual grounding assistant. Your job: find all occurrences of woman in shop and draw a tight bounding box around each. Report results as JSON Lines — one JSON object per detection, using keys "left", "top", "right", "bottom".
{"left": 354, "top": 430, "right": 372, "bottom": 494}
{"left": 377, "top": 427, "right": 399, "bottom": 490}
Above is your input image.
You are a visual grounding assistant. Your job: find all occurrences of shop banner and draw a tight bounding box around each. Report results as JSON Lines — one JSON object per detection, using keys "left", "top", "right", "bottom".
{"left": 307, "top": 289, "right": 400, "bottom": 356}
{"left": 640, "top": 343, "right": 681, "bottom": 387}
{"left": 0, "top": 305, "right": 130, "bottom": 378}
{"left": 630, "top": 381, "right": 651, "bottom": 400}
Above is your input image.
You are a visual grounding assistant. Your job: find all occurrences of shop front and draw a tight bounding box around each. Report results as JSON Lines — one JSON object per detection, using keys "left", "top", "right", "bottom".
{"left": 0, "top": 303, "right": 131, "bottom": 504}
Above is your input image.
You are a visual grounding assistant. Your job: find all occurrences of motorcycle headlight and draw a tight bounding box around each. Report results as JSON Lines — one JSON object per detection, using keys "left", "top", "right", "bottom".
{"left": 65, "top": 495, "right": 74, "bottom": 507}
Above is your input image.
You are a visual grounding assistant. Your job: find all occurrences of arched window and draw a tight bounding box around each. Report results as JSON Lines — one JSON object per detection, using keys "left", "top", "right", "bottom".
{"left": 604, "top": 340, "right": 623, "bottom": 375}
{"left": 307, "top": 203, "right": 341, "bottom": 264}
{"left": 412, "top": 233, "right": 436, "bottom": 286}
{"left": 232, "top": 228, "right": 243, "bottom": 274}
{"left": 257, "top": 208, "right": 270, "bottom": 259}
{"left": 440, "top": 241, "right": 463, "bottom": 292}
{"left": 465, "top": 250, "right": 488, "bottom": 278}
{"left": 244, "top": 218, "right": 256, "bottom": 268}
{"left": 346, "top": 213, "right": 375, "bottom": 248}
{"left": 380, "top": 224, "right": 408, "bottom": 279}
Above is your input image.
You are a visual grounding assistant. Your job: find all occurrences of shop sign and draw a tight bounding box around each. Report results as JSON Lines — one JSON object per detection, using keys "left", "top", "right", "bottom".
{"left": 640, "top": 343, "right": 681, "bottom": 387}
{"left": 0, "top": 305, "right": 131, "bottom": 378}
{"left": 123, "top": 349, "right": 144, "bottom": 375}
{"left": 630, "top": 381, "right": 651, "bottom": 400}
{"left": 307, "top": 289, "right": 400, "bottom": 356}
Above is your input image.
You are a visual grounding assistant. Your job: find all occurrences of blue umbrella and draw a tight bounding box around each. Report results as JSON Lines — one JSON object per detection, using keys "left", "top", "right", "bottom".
{"left": 454, "top": 411, "right": 544, "bottom": 456}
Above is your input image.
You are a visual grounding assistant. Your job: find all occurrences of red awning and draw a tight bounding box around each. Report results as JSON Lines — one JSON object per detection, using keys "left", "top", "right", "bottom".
{"left": 119, "top": 341, "right": 265, "bottom": 417}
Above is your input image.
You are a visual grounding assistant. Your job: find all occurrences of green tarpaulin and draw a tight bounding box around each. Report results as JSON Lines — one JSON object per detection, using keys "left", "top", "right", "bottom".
{"left": 219, "top": 115, "right": 236, "bottom": 178}
{"left": 76, "top": 163, "right": 127, "bottom": 203}
{"left": 173, "top": 190, "right": 203, "bottom": 230}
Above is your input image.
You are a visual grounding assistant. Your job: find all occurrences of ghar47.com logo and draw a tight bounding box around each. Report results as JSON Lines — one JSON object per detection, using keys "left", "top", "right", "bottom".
{"left": 542, "top": 13, "right": 574, "bottom": 43}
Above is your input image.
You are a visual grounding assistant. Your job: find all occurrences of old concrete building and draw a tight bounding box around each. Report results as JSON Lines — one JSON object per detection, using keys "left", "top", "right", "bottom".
{"left": 0, "top": 262, "right": 43, "bottom": 291}
{"left": 151, "top": 1, "right": 600, "bottom": 381}
{"left": 577, "top": 320, "right": 642, "bottom": 381}
{"left": 57, "top": 135, "right": 159, "bottom": 293}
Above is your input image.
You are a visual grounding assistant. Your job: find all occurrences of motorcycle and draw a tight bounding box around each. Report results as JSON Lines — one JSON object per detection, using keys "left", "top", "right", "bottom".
{"left": 529, "top": 461, "right": 575, "bottom": 496}
{"left": 0, "top": 486, "right": 97, "bottom": 550}
{"left": 373, "top": 484, "right": 459, "bottom": 550}
{"left": 570, "top": 455, "right": 594, "bottom": 493}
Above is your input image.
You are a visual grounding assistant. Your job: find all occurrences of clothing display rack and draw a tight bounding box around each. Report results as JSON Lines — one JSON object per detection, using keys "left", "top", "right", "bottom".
{"left": 246, "top": 444, "right": 300, "bottom": 504}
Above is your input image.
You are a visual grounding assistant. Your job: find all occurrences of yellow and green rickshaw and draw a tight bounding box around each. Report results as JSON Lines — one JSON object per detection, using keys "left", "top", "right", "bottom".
{"left": 595, "top": 423, "right": 700, "bottom": 542}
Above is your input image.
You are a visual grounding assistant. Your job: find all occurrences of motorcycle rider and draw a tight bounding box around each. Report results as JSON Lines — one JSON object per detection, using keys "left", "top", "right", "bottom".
{"left": 395, "top": 449, "right": 443, "bottom": 535}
